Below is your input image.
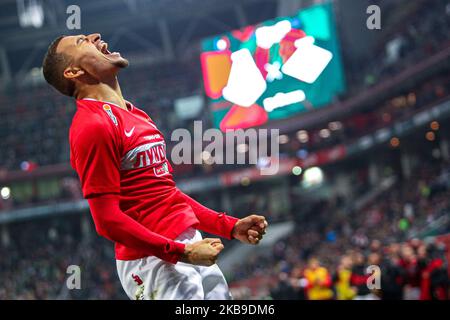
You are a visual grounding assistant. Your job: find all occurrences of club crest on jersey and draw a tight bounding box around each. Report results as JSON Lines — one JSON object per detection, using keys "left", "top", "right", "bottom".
{"left": 102, "top": 104, "right": 118, "bottom": 126}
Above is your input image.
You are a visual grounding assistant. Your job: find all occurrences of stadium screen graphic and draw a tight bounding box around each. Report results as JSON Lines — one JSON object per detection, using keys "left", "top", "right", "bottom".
{"left": 201, "top": 2, "right": 346, "bottom": 131}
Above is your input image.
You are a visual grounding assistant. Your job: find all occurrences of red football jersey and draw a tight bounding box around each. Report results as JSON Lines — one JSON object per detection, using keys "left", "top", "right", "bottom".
{"left": 69, "top": 98, "right": 237, "bottom": 261}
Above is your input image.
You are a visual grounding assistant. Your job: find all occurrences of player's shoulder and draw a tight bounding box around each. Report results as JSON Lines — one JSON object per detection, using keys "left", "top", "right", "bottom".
{"left": 70, "top": 100, "right": 118, "bottom": 141}
{"left": 71, "top": 110, "right": 108, "bottom": 134}
{"left": 74, "top": 99, "right": 119, "bottom": 125}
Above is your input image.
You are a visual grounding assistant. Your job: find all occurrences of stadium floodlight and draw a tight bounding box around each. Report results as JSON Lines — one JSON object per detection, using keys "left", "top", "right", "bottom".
{"left": 17, "top": 0, "right": 44, "bottom": 28}
{"left": 302, "top": 167, "right": 324, "bottom": 188}
{"left": 1, "top": 187, "right": 11, "bottom": 200}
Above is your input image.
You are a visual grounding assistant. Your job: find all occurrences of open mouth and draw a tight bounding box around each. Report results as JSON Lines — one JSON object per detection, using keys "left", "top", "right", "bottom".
{"left": 98, "top": 41, "right": 120, "bottom": 58}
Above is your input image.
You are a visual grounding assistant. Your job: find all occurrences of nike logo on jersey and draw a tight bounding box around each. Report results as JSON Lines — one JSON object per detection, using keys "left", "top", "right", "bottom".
{"left": 124, "top": 126, "right": 135, "bottom": 137}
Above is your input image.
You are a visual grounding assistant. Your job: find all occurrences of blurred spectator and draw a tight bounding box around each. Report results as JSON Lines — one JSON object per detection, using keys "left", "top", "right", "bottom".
{"left": 419, "top": 244, "right": 449, "bottom": 300}
{"left": 334, "top": 255, "right": 356, "bottom": 300}
{"left": 350, "top": 252, "right": 373, "bottom": 300}
{"left": 303, "top": 258, "right": 333, "bottom": 300}
{"left": 269, "top": 272, "right": 297, "bottom": 300}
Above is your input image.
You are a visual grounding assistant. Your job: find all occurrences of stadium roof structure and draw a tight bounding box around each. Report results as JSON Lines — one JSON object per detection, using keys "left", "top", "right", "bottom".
{"left": 0, "top": 0, "right": 425, "bottom": 88}
{"left": 0, "top": 0, "right": 282, "bottom": 86}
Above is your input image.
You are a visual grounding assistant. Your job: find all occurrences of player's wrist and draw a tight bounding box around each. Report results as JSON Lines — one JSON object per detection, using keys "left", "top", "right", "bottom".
{"left": 227, "top": 216, "right": 240, "bottom": 240}
{"left": 159, "top": 241, "right": 187, "bottom": 264}
{"left": 231, "top": 224, "right": 238, "bottom": 239}
{"left": 179, "top": 243, "right": 194, "bottom": 263}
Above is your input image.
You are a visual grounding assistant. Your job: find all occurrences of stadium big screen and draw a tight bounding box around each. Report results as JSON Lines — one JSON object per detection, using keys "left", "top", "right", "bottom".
{"left": 201, "top": 2, "right": 346, "bottom": 131}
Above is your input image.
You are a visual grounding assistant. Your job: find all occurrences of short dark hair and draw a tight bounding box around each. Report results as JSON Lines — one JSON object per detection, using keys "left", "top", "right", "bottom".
{"left": 42, "top": 36, "right": 75, "bottom": 97}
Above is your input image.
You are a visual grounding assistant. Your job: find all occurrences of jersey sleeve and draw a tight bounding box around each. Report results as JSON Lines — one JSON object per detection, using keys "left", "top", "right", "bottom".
{"left": 70, "top": 117, "right": 121, "bottom": 198}
{"left": 178, "top": 189, "right": 239, "bottom": 239}
{"left": 88, "top": 195, "right": 186, "bottom": 264}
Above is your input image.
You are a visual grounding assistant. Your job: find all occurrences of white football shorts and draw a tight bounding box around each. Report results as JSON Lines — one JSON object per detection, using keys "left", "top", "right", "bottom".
{"left": 116, "top": 227, "right": 233, "bottom": 300}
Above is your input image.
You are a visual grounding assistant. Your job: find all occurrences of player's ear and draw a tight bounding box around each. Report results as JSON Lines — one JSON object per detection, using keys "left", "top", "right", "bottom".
{"left": 63, "top": 66, "right": 84, "bottom": 79}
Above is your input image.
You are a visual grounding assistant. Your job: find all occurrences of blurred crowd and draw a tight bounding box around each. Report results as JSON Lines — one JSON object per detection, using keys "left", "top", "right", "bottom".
{"left": 229, "top": 159, "right": 450, "bottom": 300}
{"left": 262, "top": 239, "right": 449, "bottom": 300}
{"left": 0, "top": 217, "right": 125, "bottom": 299}
{"left": 276, "top": 72, "right": 449, "bottom": 158}
{"left": 349, "top": 0, "right": 450, "bottom": 92}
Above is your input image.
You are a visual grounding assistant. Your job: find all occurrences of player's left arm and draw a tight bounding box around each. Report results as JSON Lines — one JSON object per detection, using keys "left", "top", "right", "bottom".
{"left": 179, "top": 190, "right": 268, "bottom": 245}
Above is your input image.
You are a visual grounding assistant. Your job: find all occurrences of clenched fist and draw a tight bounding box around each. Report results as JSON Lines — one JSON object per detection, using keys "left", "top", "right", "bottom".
{"left": 179, "top": 238, "right": 224, "bottom": 266}
{"left": 232, "top": 214, "right": 268, "bottom": 245}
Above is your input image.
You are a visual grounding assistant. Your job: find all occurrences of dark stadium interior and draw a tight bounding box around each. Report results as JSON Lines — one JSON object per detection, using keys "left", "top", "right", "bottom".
{"left": 0, "top": 0, "right": 449, "bottom": 300}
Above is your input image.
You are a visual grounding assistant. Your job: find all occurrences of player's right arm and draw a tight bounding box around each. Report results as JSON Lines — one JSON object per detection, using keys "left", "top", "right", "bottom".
{"left": 88, "top": 194, "right": 223, "bottom": 266}
{"left": 70, "top": 116, "right": 223, "bottom": 265}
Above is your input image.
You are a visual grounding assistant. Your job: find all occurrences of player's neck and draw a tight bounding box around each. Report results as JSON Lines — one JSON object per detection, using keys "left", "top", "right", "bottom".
{"left": 75, "top": 77, "right": 128, "bottom": 110}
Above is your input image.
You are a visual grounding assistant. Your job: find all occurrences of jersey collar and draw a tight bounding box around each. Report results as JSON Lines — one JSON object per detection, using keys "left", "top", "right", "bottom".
{"left": 80, "top": 98, "right": 134, "bottom": 112}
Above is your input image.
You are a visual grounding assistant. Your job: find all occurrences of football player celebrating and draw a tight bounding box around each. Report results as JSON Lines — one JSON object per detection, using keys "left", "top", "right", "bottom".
{"left": 42, "top": 33, "right": 268, "bottom": 300}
